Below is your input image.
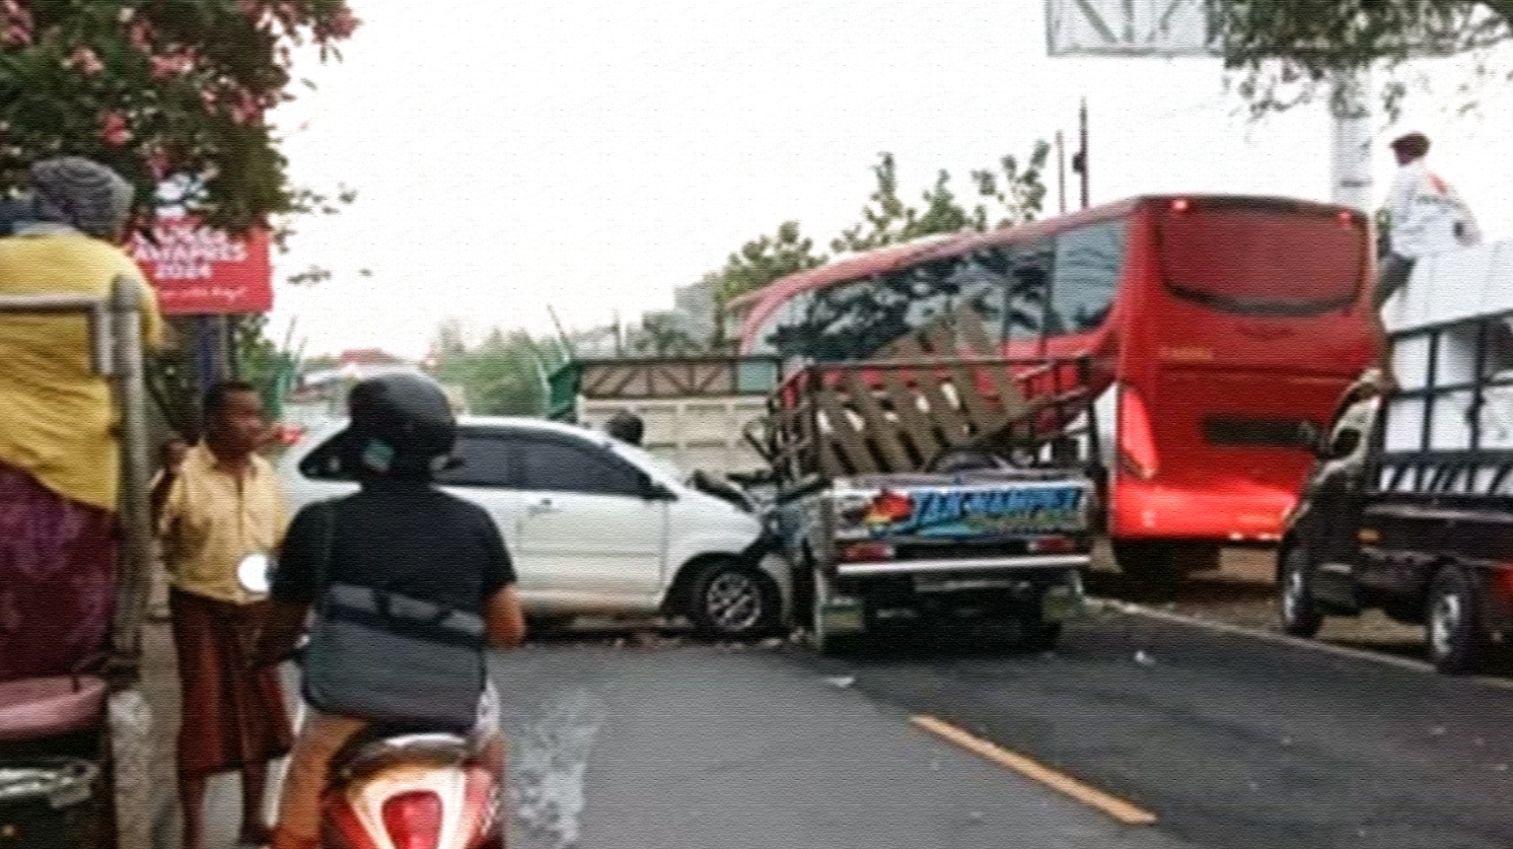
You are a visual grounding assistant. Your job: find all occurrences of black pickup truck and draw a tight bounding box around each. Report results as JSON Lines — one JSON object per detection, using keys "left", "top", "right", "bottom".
{"left": 1280, "top": 308, "right": 1513, "bottom": 673}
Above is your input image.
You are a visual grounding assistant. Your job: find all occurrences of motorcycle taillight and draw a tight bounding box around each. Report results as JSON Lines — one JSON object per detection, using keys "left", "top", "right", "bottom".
{"left": 381, "top": 790, "right": 444, "bottom": 849}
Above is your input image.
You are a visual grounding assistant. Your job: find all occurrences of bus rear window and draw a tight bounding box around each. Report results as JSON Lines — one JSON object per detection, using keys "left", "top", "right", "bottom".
{"left": 1157, "top": 203, "right": 1366, "bottom": 316}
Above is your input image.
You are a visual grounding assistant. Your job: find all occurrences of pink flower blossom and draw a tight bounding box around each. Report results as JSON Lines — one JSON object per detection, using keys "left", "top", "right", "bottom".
{"left": 128, "top": 21, "right": 154, "bottom": 52}
{"left": 150, "top": 51, "right": 194, "bottom": 80}
{"left": 1, "top": 0, "right": 33, "bottom": 48}
{"left": 229, "top": 89, "right": 265, "bottom": 126}
{"left": 64, "top": 46, "right": 105, "bottom": 76}
{"left": 100, "top": 112, "right": 132, "bottom": 146}
{"left": 324, "top": 7, "right": 359, "bottom": 39}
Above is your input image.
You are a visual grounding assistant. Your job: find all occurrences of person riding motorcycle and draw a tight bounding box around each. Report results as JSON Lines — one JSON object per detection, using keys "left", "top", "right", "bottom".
{"left": 260, "top": 373, "right": 527, "bottom": 849}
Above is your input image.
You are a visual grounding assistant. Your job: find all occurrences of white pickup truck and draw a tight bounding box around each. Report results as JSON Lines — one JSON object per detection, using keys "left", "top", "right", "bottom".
{"left": 280, "top": 416, "right": 791, "bottom": 639}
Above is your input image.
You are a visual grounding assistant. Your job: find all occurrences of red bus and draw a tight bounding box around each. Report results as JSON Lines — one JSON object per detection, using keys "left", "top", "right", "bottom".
{"left": 728, "top": 195, "right": 1379, "bottom": 582}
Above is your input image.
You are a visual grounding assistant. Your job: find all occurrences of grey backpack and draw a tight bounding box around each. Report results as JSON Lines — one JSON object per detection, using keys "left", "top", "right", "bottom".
{"left": 299, "top": 500, "right": 486, "bottom": 732}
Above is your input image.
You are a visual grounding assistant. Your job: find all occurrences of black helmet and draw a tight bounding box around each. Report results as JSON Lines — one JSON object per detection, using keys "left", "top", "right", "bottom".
{"left": 606, "top": 409, "right": 644, "bottom": 446}
{"left": 343, "top": 372, "right": 456, "bottom": 478}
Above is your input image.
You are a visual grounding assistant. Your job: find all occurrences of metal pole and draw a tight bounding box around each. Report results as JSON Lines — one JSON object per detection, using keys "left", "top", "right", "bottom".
{"left": 196, "top": 314, "right": 217, "bottom": 399}
{"left": 106, "top": 276, "right": 161, "bottom": 848}
{"left": 1329, "top": 70, "right": 1373, "bottom": 212}
{"left": 1079, "top": 98, "right": 1090, "bottom": 209}
{"left": 108, "top": 276, "right": 154, "bottom": 673}
{"left": 225, "top": 315, "right": 240, "bottom": 380}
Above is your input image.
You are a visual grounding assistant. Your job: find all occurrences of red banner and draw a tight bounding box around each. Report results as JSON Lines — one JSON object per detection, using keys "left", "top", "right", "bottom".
{"left": 127, "top": 217, "right": 273, "bottom": 314}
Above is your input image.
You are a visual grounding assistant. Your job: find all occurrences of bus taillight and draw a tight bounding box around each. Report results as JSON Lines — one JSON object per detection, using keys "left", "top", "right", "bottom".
{"left": 1117, "top": 385, "right": 1159, "bottom": 480}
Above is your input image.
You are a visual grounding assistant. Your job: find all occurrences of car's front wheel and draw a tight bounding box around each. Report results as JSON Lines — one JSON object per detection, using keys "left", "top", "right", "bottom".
{"left": 687, "top": 558, "right": 782, "bottom": 641}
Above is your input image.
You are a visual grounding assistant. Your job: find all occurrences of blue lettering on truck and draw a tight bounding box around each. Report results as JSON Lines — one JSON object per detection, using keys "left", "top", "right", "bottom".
{"left": 864, "top": 486, "right": 1086, "bottom": 537}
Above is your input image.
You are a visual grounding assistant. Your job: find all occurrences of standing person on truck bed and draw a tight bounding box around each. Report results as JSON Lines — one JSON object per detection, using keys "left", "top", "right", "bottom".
{"left": 1377, "top": 132, "right": 1481, "bottom": 306}
{"left": 0, "top": 156, "right": 164, "bottom": 683}
{"left": 1370, "top": 132, "right": 1482, "bottom": 388}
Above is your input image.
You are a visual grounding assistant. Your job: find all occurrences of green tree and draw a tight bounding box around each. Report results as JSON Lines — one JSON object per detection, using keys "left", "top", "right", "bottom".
{"left": 631, "top": 312, "right": 700, "bottom": 356}
{"left": 232, "top": 313, "right": 299, "bottom": 419}
{"left": 766, "top": 144, "right": 1051, "bottom": 364}
{"left": 1215, "top": 0, "right": 1513, "bottom": 118}
{"left": 712, "top": 222, "right": 828, "bottom": 307}
{"left": 431, "top": 325, "right": 547, "bottom": 416}
{"left": 0, "top": 0, "right": 359, "bottom": 233}
{"left": 702, "top": 144, "right": 1051, "bottom": 350}
{"left": 832, "top": 144, "right": 1050, "bottom": 253}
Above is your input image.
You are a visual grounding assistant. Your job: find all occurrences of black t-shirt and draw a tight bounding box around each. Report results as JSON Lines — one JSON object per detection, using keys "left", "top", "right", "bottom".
{"left": 273, "top": 480, "right": 515, "bottom": 613}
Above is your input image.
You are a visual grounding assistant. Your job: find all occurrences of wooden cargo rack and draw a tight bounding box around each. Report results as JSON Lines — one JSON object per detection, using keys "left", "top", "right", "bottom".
{"left": 751, "top": 307, "right": 1101, "bottom": 482}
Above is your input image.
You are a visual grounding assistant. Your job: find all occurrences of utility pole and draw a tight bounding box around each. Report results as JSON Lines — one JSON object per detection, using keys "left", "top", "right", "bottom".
{"left": 1070, "top": 98, "right": 1090, "bottom": 210}
{"left": 1329, "top": 70, "right": 1373, "bottom": 212}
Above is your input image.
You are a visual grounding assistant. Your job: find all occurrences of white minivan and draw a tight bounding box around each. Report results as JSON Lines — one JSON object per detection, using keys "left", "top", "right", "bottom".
{"left": 279, "top": 416, "right": 789, "bottom": 639}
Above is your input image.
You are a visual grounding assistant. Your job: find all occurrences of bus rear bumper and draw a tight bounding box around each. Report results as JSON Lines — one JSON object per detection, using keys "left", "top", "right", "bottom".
{"left": 1109, "top": 482, "right": 1296, "bottom": 543}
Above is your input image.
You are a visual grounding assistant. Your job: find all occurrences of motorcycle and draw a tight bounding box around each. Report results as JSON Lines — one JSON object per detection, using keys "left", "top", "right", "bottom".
{"left": 238, "top": 555, "right": 506, "bottom": 849}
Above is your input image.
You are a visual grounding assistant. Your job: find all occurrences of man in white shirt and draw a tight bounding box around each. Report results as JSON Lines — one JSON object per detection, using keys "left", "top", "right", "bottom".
{"left": 1375, "top": 132, "right": 1482, "bottom": 307}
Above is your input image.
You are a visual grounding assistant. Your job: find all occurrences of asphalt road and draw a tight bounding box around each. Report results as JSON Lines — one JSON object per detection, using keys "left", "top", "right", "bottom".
{"left": 185, "top": 607, "right": 1513, "bottom": 849}
{"left": 497, "top": 639, "right": 1194, "bottom": 849}
{"left": 785, "top": 607, "right": 1513, "bottom": 849}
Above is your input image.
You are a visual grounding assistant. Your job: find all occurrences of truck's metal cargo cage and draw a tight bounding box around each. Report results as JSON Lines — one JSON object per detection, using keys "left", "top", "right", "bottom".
{"left": 1377, "top": 307, "right": 1513, "bottom": 498}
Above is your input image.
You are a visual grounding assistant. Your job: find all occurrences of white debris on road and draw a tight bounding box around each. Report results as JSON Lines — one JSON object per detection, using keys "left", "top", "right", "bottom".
{"left": 512, "top": 688, "right": 610, "bottom": 849}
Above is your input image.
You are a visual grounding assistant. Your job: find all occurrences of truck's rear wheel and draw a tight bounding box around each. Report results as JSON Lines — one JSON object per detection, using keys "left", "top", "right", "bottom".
{"left": 688, "top": 559, "right": 781, "bottom": 641}
{"left": 1426, "top": 566, "right": 1485, "bottom": 674}
{"left": 1279, "top": 545, "right": 1325, "bottom": 639}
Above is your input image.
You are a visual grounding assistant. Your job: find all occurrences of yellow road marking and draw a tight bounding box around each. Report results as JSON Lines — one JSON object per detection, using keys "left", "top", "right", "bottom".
{"left": 911, "top": 715, "right": 1158, "bottom": 827}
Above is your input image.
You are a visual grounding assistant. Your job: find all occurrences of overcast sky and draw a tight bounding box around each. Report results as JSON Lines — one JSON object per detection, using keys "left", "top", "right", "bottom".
{"left": 266, "top": 0, "right": 1513, "bottom": 360}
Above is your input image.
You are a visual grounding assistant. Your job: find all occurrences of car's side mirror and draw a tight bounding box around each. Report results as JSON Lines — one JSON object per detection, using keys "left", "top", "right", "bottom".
{"left": 1327, "top": 429, "right": 1362, "bottom": 460}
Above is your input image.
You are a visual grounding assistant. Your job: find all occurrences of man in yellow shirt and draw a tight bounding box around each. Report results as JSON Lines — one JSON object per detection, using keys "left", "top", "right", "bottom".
{"left": 0, "top": 156, "right": 165, "bottom": 683}
{"left": 154, "top": 381, "right": 293, "bottom": 849}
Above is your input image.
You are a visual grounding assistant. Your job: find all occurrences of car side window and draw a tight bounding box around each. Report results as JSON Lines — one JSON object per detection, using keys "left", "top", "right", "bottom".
{"left": 436, "top": 432, "right": 515, "bottom": 487}
{"left": 299, "top": 430, "right": 516, "bottom": 486}
{"left": 516, "top": 436, "right": 643, "bottom": 497}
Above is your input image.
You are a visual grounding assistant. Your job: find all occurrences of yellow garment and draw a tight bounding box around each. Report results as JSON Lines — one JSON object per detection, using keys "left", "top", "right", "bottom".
{"left": 0, "top": 231, "right": 164, "bottom": 510}
{"left": 157, "top": 444, "right": 290, "bottom": 605}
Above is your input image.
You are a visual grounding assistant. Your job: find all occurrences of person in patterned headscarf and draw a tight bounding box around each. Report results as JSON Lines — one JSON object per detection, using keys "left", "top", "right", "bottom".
{"left": 0, "top": 156, "right": 163, "bottom": 687}
{"left": 26, "top": 155, "right": 137, "bottom": 240}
